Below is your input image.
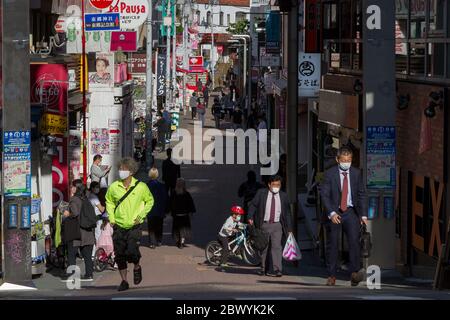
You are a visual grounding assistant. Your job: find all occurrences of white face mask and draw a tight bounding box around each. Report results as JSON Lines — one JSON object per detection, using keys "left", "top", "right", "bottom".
{"left": 236, "top": 216, "right": 241, "bottom": 222}
{"left": 339, "top": 162, "right": 352, "bottom": 171}
{"left": 119, "top": 170, "right": 131, "bottom": 180}
{"left": 271, "top": 187, "right": 280, "bottom": 194}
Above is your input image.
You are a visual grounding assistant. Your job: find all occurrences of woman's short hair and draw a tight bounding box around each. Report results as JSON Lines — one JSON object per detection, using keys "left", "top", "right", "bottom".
{"left": 96, "top": 58, "right": 110, "bottom": 68}
{"left": 149, "top": 168, "right": 159, "bottom": 180}
{"left": 93, "top": 155, "right": 102, "bottom": 162}
{"left": 118, "top": 157, "right": 139, "bottom": 175}
{"left": 90, "top": 181, "right": 100, "bottom": 191}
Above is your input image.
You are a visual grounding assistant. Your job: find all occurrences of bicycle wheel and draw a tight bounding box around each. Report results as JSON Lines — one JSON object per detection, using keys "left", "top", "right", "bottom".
{"left": 205, "top": 241, "right": 223, "bottom": 266}
{"left": 242, "top": 241, "right": 261, "bottom": 266}
{"left": 94, "top": 248, "right": 108, "bottom": 272}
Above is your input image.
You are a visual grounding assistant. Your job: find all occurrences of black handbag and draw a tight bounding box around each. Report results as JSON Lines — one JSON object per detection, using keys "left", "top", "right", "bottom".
{"left": 63, "top": 216, "right": 81, "bottom": 242}
{"left": 360, "top": 224, "right": 372, "bottom": 258}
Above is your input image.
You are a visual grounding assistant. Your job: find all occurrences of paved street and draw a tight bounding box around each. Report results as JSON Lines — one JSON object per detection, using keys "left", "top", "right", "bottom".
{"left": 1, "top": 105, "right": 450, "bottom": 300}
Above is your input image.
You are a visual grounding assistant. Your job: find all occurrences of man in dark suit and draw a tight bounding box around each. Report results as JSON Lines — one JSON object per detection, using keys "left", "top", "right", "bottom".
{"left": 320, "top": 146, "right": 367, "bottom": 286}
{"left": 248, "top": 175, "right": 293, "bottom": 277}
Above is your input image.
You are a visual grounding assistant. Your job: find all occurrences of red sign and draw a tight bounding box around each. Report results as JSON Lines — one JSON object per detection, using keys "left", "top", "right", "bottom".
{"left": 110, "top": 31, "right": 137, "bottom": 52}
{"left": 90, "top": 0, "right": 115, "bottom": 9}
{"left": 30, "top": 64, "right": 69, "bottom": 209}
{"left": 189, "top": 56, "right": 204, "bottom": 67}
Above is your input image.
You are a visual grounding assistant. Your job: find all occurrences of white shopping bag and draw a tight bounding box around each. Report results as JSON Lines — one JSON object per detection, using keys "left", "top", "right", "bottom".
{"left": 282, "top": 233, "right": 302, "bottom": 261}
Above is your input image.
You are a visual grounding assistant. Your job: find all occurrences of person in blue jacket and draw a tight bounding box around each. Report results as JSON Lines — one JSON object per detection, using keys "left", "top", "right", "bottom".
{"left": 147, "top": 167, "right": 168, "bottom": 249}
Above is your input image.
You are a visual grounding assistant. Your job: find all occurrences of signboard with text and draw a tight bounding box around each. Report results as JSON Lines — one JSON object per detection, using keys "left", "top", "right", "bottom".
{"left": 366, "top": 126, "right": 396, "bottom": 189}
{"left": 85, "top": 13, "right": 121, "bottom": 31}
{"left": 105, "top": 0, "right": 149, "bottom": 30}
{"left": 129, "top": 53, "right": 147, "bottom": 73}
{"left": 298, "top": 52, "right": 321, "bottom": 97}
{"left": 110, "top": 31, "right": 137, "bottom": 51}
{"left": 157, "top": 54, "right": 167, "bottom": 96}
{"left": 3, "top": 131, "right": 31, "bottom": 197}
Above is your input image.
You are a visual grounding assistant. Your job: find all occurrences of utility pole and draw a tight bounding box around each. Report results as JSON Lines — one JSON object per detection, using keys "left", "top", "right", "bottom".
{"left": 166, "top": 0, "right": 172, "bottom": 109}
{"left": 287, "top": 1, "right": 299, "bottom": 243}
{"left": 1, "top": 0, "right": 32, "bottom": 285}
{"left": 210, "top": 0, "right": 215, "bottom": 89}
{"left": 146, "top": 0, "right": 154, "bottom": 170}
{"left": 172, "top": 2, "right": 177, "bottom": 107}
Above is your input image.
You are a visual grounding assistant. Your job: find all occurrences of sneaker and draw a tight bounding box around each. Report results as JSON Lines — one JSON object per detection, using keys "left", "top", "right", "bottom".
{"left": 81, "top": 275, "right": 94, "bottom": 282}
{"left": 118, "top": 280, "right": 129, "bottom": 292}
{"left": 267, "top": 271, "right": 283, "bottom": 278}
{"left": 134, "top": 266, "right": 143, "bottom": 285}
{"left": 257, "top": 269, "right": 266, "bottom": 276}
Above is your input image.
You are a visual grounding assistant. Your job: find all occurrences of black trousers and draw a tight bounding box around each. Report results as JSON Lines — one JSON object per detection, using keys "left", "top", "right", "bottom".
{"left": 66, "top": 240, "right": 77, "bottom": 269}
{"left": 66, "top": 242, "right": 93, "bottom": 277}
{"left": 148, "top": 216, "right": 164, "bottom": 245}
{"left": 325, "top": 208, "right": 361, "bottom": 277}
{"left": 218, "top": 235, "right": 230, "bottom": 265}
{"left": 191, "top": 107, "right": 197, "bottom": 119}
{"left": 113, "top": 225, "right": 142, "bottom": 270}
{"left": 80, "top": 245, "right": 94, "bottom": 277}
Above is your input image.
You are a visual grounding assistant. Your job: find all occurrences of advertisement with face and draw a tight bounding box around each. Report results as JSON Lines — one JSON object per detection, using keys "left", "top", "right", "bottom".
{"left": 88, "top": 52, "right": 114, "bottom": 88}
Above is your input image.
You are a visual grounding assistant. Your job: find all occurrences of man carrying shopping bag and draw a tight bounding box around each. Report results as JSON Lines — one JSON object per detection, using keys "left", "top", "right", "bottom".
{"left": 248, "top": 175, "right": 293, "bottom": 277}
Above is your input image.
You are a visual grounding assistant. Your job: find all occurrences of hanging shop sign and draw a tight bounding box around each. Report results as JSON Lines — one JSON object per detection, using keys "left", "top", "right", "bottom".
{"left": 105, "top": 0, "right": 149, "bottom": 30}
{"left": 3, "top": 131, "right": 32, "bottom": 197}
{"left": 366, "top": 126, "right": 396, "bottom": 189}
{"left": 189, "top": 56, "right": 204, "bottom": 68}
{"left": 298, "top": 52, "right": 321, "bottom": 97}
{"left": 110, "top": 31, "right": 137, "bottom": 51}
{"left": 90, "top": 0, "right": 116, "bottom": 10}
{"left": 85, "top": 13, "right": 121, "bottom": 31}
{"left": 129, "top": 53, "right": 147, "bottom": 73}
{"left": 30, "top": 64, "right": 69, "bottom": 209}
{"left": 157, "top": 53, "right": 167, "bottom": 96}
{"left": 40, "top": 113, "right": 68, "bottom": 136}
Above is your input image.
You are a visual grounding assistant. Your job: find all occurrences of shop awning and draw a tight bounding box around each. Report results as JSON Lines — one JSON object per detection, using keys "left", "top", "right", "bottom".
{"left": 272, "top": 78, "right": 287, "bottom": 96}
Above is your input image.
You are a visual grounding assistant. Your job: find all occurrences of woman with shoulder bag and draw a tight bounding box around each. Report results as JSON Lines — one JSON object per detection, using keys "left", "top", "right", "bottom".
{"left": 62, "top": 179, "right": 95, "bottom": 282}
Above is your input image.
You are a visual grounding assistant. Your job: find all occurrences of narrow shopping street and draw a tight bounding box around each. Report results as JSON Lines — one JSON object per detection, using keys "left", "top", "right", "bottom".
{"left": 2, "top": 106, "right": 449, "bottom": 300}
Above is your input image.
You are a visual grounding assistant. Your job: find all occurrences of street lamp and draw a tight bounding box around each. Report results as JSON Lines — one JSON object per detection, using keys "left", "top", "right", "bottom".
{"left": 232, "top": 34, "right": 251, "bottom": 115}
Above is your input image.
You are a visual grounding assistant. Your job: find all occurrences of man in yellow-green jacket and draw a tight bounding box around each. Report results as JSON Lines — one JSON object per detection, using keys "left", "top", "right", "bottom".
{"left": 106, "top": 157, "right": 154, "bottom": 292}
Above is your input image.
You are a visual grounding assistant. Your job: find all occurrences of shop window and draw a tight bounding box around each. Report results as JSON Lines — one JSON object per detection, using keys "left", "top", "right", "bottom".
{"left": 340, "top": 0, "right": 352, "bottom": 39}
{"left": 428, "top": 0, "right": 445, "bottom": 34}
{"left": 410, "top": 0, "right": 427, "bottom": 39}
{"left": 206, "top": 11, "right": 211, "bottom": 26}
{"left": 409, "top": 43, "right": 426, "bottom": 76}
{"left": 427, "top": 43, "right": 445, "bottom": 77}
{"left": 340, "top": 43, "right": 351, "bottom": 69}
{"left": 323, "top": 1, "right": 338, "bottom": 39}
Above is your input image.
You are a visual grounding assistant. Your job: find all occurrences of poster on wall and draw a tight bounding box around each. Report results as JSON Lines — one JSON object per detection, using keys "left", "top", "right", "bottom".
{"left": 366, "top": 126, "right": 396, "bottom": 189}
{"left": 69, "top": 130, "right": 82, "bottom": 181}
{"left": 3, "top": 131, "right": 32, "bottom": 197}
{"left": 88, "top": 52, "right": 114, "bottom": 88}
{"left": 108, "top": 119, "right": 121, "bottom": 153}
{"left": 91, "top": 128, "right": 110, "bottom": 155}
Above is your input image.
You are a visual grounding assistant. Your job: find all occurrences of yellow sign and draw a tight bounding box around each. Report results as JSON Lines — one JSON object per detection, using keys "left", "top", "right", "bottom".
{"left": 40, "top": 113, "right": 67, "bottom": 135}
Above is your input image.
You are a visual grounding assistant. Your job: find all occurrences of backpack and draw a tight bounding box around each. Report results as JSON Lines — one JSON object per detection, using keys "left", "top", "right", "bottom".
{"left": 248, "top": 225, "right": 269, "bottom": 251}
{"left": 79, "top": 196, "right": 98, "bottom": 230}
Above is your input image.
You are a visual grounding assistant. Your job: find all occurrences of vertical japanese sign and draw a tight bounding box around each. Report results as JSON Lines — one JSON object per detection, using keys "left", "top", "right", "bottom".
{"left": 366, "top": 126, "right": 396, "bottom": 189}
{"left": 298, "top": 52, "right": 321, "bottom": 97}
{"left": 30, "top": 64, "right": 69, "bottom": 209}
{"left": 157, "top": 53, "right": 167, "bottom": 96}
{"left": 3, "top": 131, "right": 31, "bottom": 197}
{"left": 129, "top": 53, "right": 147, "bottom": 73}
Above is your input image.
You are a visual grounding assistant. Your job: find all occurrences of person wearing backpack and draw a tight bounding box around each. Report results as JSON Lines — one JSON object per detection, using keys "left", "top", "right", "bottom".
{"left": 62, "top": 179, "right": 96, "bottom": 282}
{"left": 105, "top": 157, "right": 154, "bottom": 291}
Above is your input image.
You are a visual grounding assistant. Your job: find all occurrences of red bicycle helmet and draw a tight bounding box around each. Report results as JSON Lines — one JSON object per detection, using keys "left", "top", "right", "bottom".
{"left": 231, "top": 206, "right": 245, "bottom": 215}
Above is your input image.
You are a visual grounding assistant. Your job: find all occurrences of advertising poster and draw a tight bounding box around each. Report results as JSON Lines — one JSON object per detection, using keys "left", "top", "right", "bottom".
{"left": 298, "top": 52, "right": 321, "bottom": 97}
{"left": 91, "top": 128, "right": 110, "bottom": 155}
{"left": 88, "top": 52, "right": 114, "bottom": 88}
{"left": 3, "top": 131, "right": 31, "bottom": 197}
{"left": 366, "top": 126, "right": 396, "bottom": 189}
{"left": 69, "top": 130, "right": 82, "bottom": 180}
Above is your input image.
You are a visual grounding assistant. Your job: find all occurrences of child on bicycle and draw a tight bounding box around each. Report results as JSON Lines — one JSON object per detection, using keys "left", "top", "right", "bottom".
{"left": 218, "top": 206, "right": 245, "bottom": 268}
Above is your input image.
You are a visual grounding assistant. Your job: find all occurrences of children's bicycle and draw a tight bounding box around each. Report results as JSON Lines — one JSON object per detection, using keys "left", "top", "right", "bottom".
{"left": 93, "top": 248, "right": 116, "bottom": 272}
{"left": 205, "top": 224, "right": 261, "bottom": 266}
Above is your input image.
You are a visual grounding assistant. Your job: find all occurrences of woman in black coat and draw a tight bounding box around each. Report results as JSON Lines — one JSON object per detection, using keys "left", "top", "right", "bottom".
{"left": 168, "top": 178, "right": 196, "bottom": 249}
